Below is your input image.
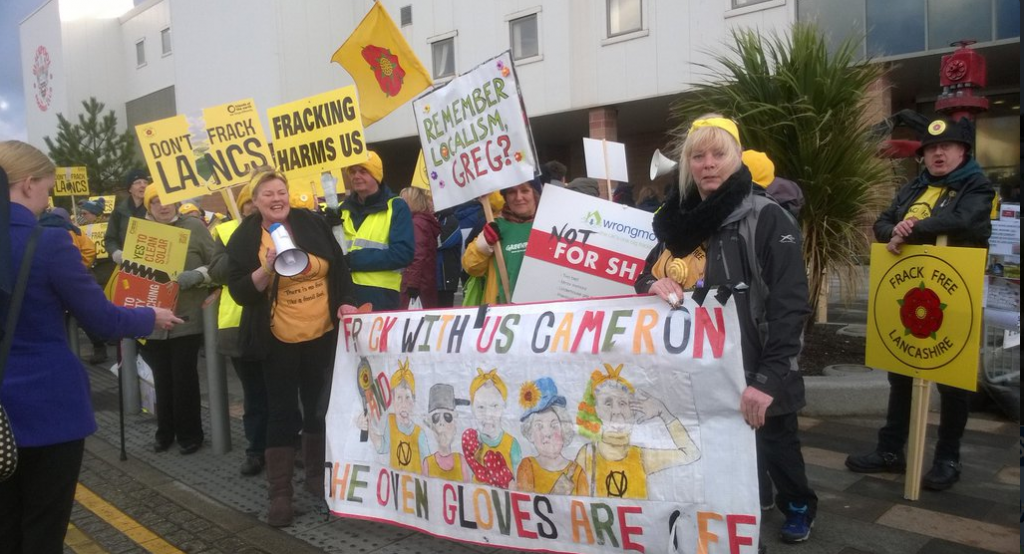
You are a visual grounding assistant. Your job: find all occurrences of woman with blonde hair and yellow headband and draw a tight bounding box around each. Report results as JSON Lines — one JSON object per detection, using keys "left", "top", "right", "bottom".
{"left": 226, "top": 166, "right": 356, "bottom": 527}
{"left": 573, "top": 364, "right": 699, "bottom": 500}
{"left": 634, "top": 114, "right": 817, "bottom": 543}
{"left": 359, "top": 359, "right": 430, "bottom": 472}
{"left": 460, "top": 369, "right": 521, "bottom": 488}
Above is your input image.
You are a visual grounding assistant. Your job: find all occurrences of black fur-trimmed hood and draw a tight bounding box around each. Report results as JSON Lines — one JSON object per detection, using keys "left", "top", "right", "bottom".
{"left": 652, "top": 164, "right": 754, "bottom": 258}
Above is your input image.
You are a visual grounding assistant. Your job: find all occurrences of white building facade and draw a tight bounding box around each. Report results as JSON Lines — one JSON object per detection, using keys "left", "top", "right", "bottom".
{"left": 20, "top": 0, "right": 1020, "bottom": 191}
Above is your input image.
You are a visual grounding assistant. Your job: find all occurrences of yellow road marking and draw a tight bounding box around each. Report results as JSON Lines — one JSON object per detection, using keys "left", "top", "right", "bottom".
{"left": 65, "top": 522, "right": 109, "bottom": 554}
{"left": 74, "top": 483, "right": 185, "bottom": 554}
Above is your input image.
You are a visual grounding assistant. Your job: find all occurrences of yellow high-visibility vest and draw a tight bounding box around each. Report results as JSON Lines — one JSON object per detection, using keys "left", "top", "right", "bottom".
{"left": 214, "top": 220, "right": 243, "bottom": 329}
{"left": 341, "top": 197, "right": 402, "bottom": 291}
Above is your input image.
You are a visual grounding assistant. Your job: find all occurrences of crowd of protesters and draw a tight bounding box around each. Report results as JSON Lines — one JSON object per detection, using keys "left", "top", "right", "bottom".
{"left": 0, "top": 108, "right": 1000, "bottom": 552}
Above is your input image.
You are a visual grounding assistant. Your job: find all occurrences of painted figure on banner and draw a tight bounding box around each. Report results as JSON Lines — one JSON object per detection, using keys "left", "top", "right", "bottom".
{"left": 361, "top": 359, "right": 430, "bottom": 473}
{"left": 421, "top": 383, "right": 471, "bottom": 482}
{"left": 461, "top": 369, "right": 521, "bottom": 488}
{"left": 574, "top": 364, "right": 701, "bottom": 499}
{"left": 516, "top": 378, "right": 588, "bottom": 495}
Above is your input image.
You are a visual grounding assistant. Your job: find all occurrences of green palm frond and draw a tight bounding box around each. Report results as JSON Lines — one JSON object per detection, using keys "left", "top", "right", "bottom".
{"left": 676, "top": 23, "right": 896, "bottom": 326}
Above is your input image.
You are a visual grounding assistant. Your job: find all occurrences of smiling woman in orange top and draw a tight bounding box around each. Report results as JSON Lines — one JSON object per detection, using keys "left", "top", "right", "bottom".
{"left": 226, "top": 167, "right": 355, "bottom": 527}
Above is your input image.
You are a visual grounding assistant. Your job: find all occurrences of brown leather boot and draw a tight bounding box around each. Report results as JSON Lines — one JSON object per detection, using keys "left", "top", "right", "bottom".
{"left": 302, "top": 433, "right": 326, "bottom": 497}
{"left": 264, "top": 446, "right": 295, "bottom": 527}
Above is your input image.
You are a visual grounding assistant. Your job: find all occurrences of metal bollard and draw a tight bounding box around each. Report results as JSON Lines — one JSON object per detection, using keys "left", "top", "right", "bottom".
{"left": 203, "top": 299, "right": 231, "bottom": 454}
{"left": 66, "top": 316, "right": 80, "bottom": 357}
{"left": 120, "top": 339, "right": 141, "bottom": 414}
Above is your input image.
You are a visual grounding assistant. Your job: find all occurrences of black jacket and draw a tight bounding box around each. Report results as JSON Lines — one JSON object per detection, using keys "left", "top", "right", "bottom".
{"left": 226, "top": 209, "right": 354, "bottom": 360}
{"left": 103, "top": 195, "right": 147, "bottom": 255}
{"left": 874, "top": 158, "right": 993, "bottom": 248}
{"left": 636, "top": 167, "right": 811, "bottom": 415}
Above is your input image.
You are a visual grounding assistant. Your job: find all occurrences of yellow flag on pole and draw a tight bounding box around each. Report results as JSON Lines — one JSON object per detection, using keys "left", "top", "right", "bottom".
{"left": 332, "top": 1, "right": 432, "bottom": 126}
{"left": 411, "top": 150, "right": 430, "bottom": 189}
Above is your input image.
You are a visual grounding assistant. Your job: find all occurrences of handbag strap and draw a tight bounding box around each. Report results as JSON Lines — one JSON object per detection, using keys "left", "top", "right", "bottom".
{"left": 0, "top": 226, "right": 43, "bottom": 384}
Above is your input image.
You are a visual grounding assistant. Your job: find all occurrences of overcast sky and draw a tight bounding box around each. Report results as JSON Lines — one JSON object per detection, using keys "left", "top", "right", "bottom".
{"left": 0, "top": 0, "right": 41, "bottom": 141}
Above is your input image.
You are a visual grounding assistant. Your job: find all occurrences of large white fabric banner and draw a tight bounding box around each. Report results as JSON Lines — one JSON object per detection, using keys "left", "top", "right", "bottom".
{"left": 326, "top": 295, "right": 760, "bottom": 553}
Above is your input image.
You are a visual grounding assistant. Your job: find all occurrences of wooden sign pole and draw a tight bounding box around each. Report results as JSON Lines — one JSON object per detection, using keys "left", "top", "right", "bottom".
{"left": 480, "top": 196, "right": 513, "bottom": 303}
{"left": 903, "top": 235, "right": 947, "bottom": 500}
{"left": 601, "top": 139, "right": 613, "bottom": 200}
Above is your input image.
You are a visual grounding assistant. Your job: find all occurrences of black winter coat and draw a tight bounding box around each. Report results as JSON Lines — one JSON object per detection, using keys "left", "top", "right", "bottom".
{"left": 226, "top": 209, "right": 354, "bottom": 360}
{"left": 636, "top": 167, "right": 811, "bottom": 415}
{"left": 874, "top": 159, "right": 993, "bottom": 248}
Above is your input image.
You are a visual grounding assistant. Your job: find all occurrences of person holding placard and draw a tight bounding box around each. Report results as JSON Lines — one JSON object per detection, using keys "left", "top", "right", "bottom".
{"left": 1, "top": 141, "right": 182, "bottom": 554}
{"left": 338, "top": 151, "right": 414, "bottom": 311}
{"left": 104, "top": 169, "right": 150, "bottom": 266}
{"left": 461, "top": 178, "right": 543, "bottom": 304}
{"left": 635, "top": 115, "right": 817, "bottom": 543}
{"left": 137, "top": 185, "right": 217, "bottom": 457}
{"left": 226, "top": 168, "right": 355, "bottom": 527}
{"left": 845, "top": 116, "right": 994, "bottom": 491}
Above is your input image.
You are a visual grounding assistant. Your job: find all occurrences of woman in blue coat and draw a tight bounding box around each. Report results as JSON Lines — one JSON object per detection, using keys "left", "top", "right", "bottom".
{"left": 0, "top": 140, "right": 181, "bottom": 554}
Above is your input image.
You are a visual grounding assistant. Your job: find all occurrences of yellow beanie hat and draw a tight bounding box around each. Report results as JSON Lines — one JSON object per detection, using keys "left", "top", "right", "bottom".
{"left": 179, "top": 202, "right": 201, "bottom": 216}
{"left": 358, "top": 151, "right": 384, "bottom": 183}
{"left": 290, "top": 189, "right": 316, "bottom": 210}
{"left": 143, "top": 183, "right": 162, "bottom": 211}
{"left": 236, "top": 184, "right": 253, "bottom": 210}
{"left": 742, "top": 150, "right": 776, "bottom": 188}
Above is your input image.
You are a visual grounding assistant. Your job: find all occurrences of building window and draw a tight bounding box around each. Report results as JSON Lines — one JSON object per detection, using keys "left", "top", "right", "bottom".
{"left": 400, "top": 5, "right": 412, "bottom": 27}
{"left": 607, "top": 0, "right": 642, "bottom": 37}
{"left": 135, "top": 39, "right": 146, "bottom": 67}
{"left": 160, "top": 27, "right": 172, "bottom": 56}
{"left": 732, "top": 0, "right": 773, "bottom": 7}
{"left": 510, "top": 14, "right": 539, "bottom": 61}
{"left": 431, "top": 37, "right": 455, "bottom": 80}
{"left": 866, "top": 0, "right": 925, "bottom": 57}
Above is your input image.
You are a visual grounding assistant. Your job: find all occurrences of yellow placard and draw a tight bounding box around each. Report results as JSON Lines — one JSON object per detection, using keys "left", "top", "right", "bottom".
{"left": 136, "top": 115, "right": 209, "bottom": 205}
{"left": 89, "top": 195, "right": 116, "bottom": 216}
{"left": 865, "top": 243, "right": 987, "bottom": 391}
{"left": 200, "top": 99, "right": 273, "bottom": 191}
{"left": 266, "top": 86, "right": 367, "bottom": 183}
{"left": 83, "top": 222, "right": 109, "bottom": 259}
{"left": 54, "top": 166, "right": 89, "bottom": 196}
{"left": 411, "top": 150, "right": 429, "bottom": 189}
{"left": 122, "top": 217, "right": 190, "bottom": 277}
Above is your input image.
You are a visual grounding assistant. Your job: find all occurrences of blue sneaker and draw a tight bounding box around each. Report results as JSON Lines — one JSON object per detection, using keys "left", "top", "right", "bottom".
{"left": 780, "top": 503, "right": 813, "bottom": 543}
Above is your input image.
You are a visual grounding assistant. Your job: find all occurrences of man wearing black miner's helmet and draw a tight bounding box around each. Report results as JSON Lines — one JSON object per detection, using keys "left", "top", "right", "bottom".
{"left": 846, "top": 115, "right": 995, "bottom": 492}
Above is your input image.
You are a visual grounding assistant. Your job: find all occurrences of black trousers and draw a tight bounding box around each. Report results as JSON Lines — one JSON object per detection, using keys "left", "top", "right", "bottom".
{"left": 756, "top": 412, "right": 817, "bottom": 518}
{"left": 263, "top": 331, "right": 334, "bottom": 447}
{"left": 231, "top": 356, "right": 269, "bottom": 456}
{"left": 0, "top": 439, "right": 85, "bottom": 554}
{"left": 877, "top": 372, "right": 971, "bottom": 461}
{"left": 139, "top": 334, "right": 204, "bottom": 447}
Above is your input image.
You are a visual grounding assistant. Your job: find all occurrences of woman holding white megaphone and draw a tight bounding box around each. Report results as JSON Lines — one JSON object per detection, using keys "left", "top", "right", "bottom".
{"left": 226, "top": 167, "right": 356, "bottom": 527}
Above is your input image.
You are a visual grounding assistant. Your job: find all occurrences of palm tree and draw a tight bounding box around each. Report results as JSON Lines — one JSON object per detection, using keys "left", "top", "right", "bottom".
{"left": 674, "top": 23, "right": 895, "bottom": 327}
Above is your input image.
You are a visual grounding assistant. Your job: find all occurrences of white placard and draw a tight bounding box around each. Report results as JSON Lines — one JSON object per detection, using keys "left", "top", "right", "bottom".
{"left": 512, "top": 186, "right": 657, "bottom": 303}
{"left": 583, "top": 138, "right": 629, "bottom": 182}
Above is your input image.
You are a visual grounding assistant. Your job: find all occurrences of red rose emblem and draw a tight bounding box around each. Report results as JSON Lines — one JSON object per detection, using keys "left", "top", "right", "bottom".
{"left": 898, "top": 282, "right": 946, "bottom": 339}
{"left": 361, "top": 45, "right": 406, "bottom": 97}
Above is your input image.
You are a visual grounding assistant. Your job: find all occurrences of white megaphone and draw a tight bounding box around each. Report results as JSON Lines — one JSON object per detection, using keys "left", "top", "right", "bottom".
{"left": 650, "top": 149, "right": 679, "bottom": 180}
{"left": 268, "top": 223, "right": 310, "bottom": 277}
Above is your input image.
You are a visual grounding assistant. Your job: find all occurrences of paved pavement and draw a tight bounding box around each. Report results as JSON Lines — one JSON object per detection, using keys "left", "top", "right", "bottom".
{"left": 61, "top": 279, "right": 1019, "bottom": 554}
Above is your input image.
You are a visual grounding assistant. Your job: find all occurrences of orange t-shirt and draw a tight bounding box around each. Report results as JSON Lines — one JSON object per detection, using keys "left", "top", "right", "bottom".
{"left": 260, "top": 229, "right": 333, "bottom": 343}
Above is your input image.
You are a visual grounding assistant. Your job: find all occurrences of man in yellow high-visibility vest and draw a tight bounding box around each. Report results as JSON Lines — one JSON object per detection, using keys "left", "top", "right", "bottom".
{"left": 338, "top": 151, "right": 414, "bottom": 311}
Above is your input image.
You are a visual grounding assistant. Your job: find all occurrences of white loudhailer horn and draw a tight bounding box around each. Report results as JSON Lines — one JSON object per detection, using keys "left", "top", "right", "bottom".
{"left": 650, "top": 148, "right": 679, "bottom": 180}
{"left": 268, "top": 223, "right": 310, "bottom": 277}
